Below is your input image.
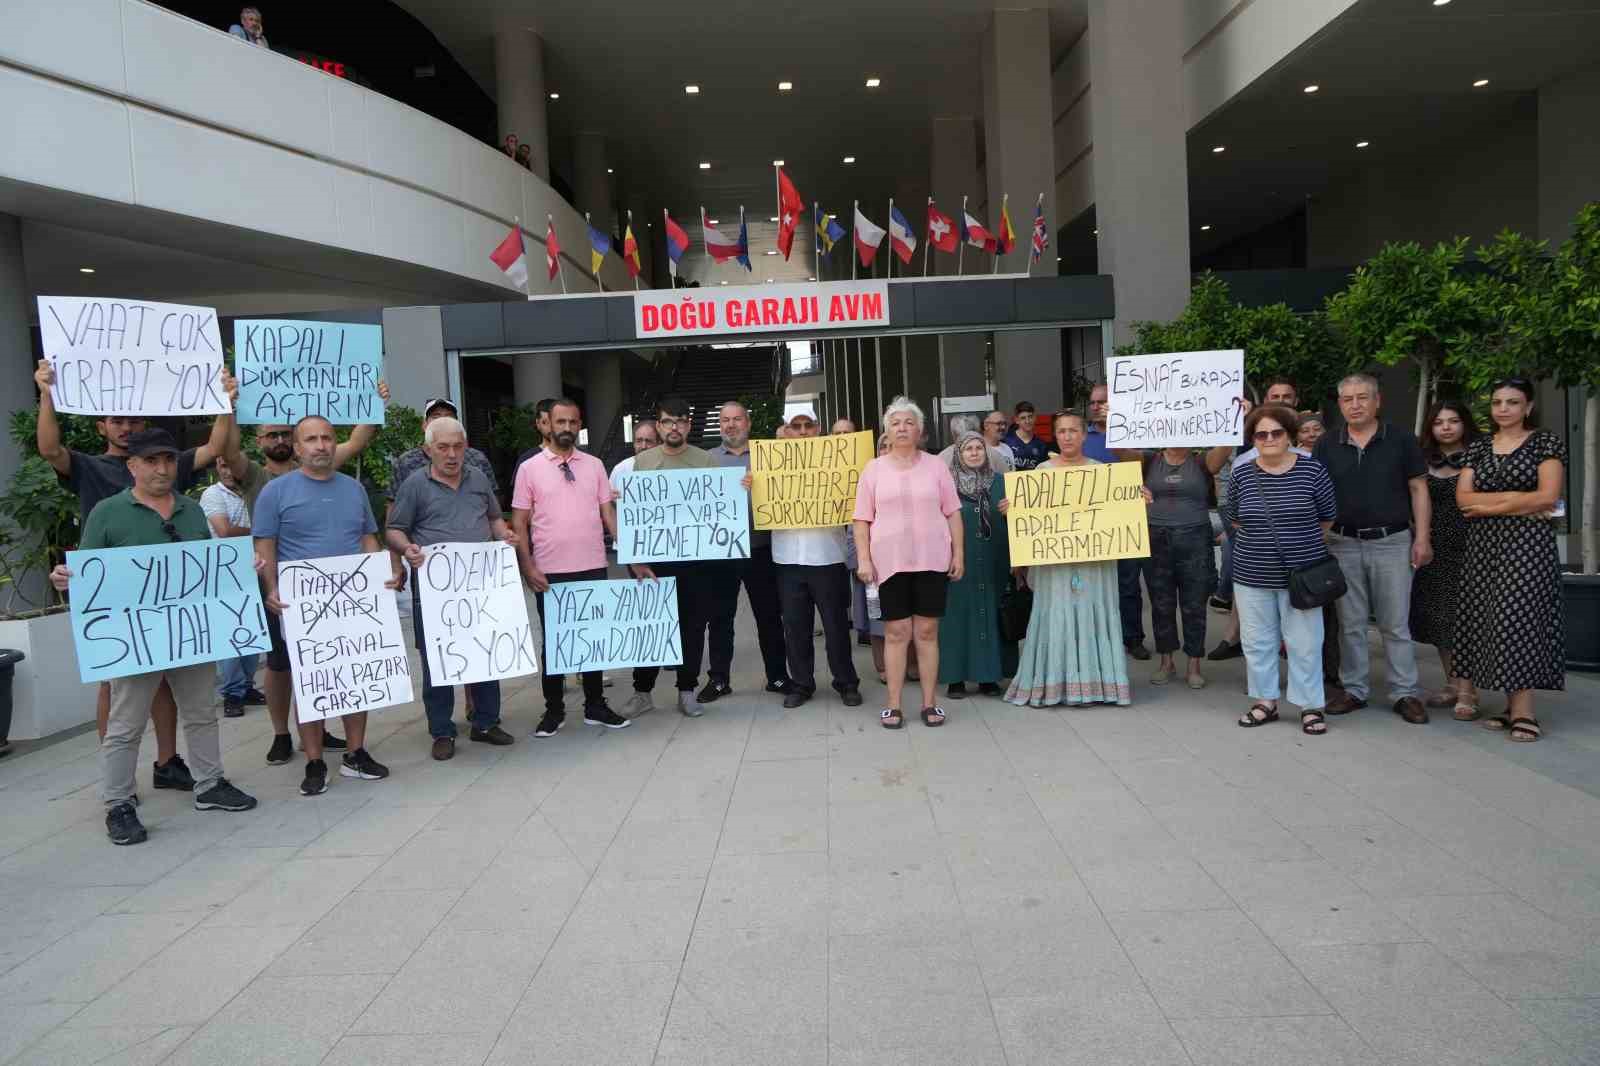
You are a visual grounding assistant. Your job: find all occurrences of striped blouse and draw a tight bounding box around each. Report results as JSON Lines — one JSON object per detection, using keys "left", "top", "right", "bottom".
{"left": 1222, "top": 456, "right": 1338, "bottom": 590}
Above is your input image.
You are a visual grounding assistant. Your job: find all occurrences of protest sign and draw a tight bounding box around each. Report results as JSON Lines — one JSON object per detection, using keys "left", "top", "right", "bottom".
{"left": 543, "top": 578, "right": 682, "bottom": 674}
{"left": 234, "top": 319, "right": 386, "bottom": 425}
{"left": 751, "top": 430, "right": 872, "bottom": 530}
{"left": 1105, "top": 349, "right": 1246, "bottom": 449}
{"left": 415, "top": 542, "right": 539, "bottom": 685}
{"left": 1003, "top": 461, "right": 1151, "bottom": 567}
{"left": 66, "top": 536, "right": 267, "bottom": 683}
{"left": 615, "top": 468, "right": 750, "bottom": 563}
{"left": 276, "top": 551, "right": 411, "bottom": 722}
{"left": 37, "top": 295, "right": 227, "bottom": 417}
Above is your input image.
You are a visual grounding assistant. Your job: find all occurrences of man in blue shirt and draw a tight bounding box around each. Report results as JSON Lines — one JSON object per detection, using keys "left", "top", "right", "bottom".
{"left": 1003, "top": 402, "right": 1052, "bottom": 470}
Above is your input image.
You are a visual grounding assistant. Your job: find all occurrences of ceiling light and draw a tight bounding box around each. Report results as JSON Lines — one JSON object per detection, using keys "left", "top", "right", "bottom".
{"left": 684, "top": 84, "right": 699, "bottom": 94}
{"left": 698, "top": 161, "right": 711, "bottom": 170}
{"left": 1356, "top": 140, "right": 1370, "bottom": 148}
{"left": 1473, "top": 78, "right": 1489, "bottom": 88}
{"left": 778, "top": 81, "right": 793, "bottom": 91}
{"left": 78, "top": 267, "right": 95, "bottom": 274}
{"left": 1055, "top": 257, "right": 1061, "bottom": 263}
{"left": 842, "top": 155, "right": 856, "bottom": 164}
{"left": 1432, "top": 0, "right": 1451, "bottom": 6}
{"left": 1092, "top": 228, "right": 1098, "bottom": 236}
{"left": 1200, "top": 224, "right": 1212, "bottom": 231}
{"left": 1303, "top": 84, "right": 1319, "bottom": 94}
{"left": 708, "top": 219, "right": 719, "bottom": 225}
{"left": 1211, "top": 145, "right": 1226, "bottom": 153}
{"left": 548, "top": 92, "right": 559, "bottom": 100}
{"left": 606, "top": 167, "right": 613, "bottom": 174}
{"left": 772, "top": 159, "right": 785, "bottom": 166}
{"left": 808, "top": 276, "right": 815, "bottom": 281}
{"left": 764, "top": 250, "right": 778, "bottom": 256}
{"left": 769, "top": 216, "right": 780, "bottom": 222}
{"left": 865, "top": 77, "right": 881, "bottom": 88}
{"left": 720, "top": 280, "right": 728, "bottom": 286}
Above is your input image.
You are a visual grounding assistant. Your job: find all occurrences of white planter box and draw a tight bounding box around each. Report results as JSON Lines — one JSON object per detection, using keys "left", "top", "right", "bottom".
{"left": 0, "top": 610, "right": 95, "bottom": 741}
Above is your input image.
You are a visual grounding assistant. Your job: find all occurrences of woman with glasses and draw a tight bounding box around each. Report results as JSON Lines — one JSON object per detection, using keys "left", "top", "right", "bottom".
{"left": 1410, "top": 401, "right": 1483, "bottom": 720}
{"left": 1225, "top": 405, "right": 1338, "bottom": 735}
{"left": 1453, "top": 379, "right": 1567, "bottom": 742}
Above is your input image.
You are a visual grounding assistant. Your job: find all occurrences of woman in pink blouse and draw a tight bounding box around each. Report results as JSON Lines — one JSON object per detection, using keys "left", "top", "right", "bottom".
{"left": 852, "top": 397, "right": 965, "bottom": 728}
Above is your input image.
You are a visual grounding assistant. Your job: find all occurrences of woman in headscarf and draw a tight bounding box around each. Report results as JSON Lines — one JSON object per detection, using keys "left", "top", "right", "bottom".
{"left": 938, "top": 431, "right": 1016, "bottom": 698}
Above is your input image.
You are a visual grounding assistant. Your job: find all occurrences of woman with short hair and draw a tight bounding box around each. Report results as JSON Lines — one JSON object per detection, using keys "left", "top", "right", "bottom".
{"left": 938, "top": 431, "right": 1015, "bottom": 698}
{"left": 1410, "top": 401, "right": 1483, "bottom": 719}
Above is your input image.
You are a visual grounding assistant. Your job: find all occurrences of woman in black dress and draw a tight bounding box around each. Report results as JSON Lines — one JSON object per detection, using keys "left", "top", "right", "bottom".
{"left": 1453, "top": 380, "right": 1568, "bottom": 742}
{"left": 1410, "top": 402, "right": 1482, "bottom": 719}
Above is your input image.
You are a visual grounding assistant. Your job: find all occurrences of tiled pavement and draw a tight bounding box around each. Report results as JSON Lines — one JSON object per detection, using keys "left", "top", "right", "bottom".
{"left": 1, "top": 597, "right": 1598, "bottom": 1065}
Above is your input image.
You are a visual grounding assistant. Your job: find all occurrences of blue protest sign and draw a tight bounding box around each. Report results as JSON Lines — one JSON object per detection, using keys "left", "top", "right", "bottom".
{"left": 543, "top": 578, "right": 682, "bottom": 674}
{"left": 615, "top": 467, "right": 750, "bottom": 563}
{"left": 65, "top": 536, "right": 268, "bottom": 683}
{"left": 234, "top": 319, "right": 386, "bottom": 425}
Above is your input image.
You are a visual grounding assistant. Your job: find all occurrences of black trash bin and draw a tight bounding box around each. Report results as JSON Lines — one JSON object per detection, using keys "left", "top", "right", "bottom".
{"left": 0, "top": 648, "right": 25, "bottom": 755}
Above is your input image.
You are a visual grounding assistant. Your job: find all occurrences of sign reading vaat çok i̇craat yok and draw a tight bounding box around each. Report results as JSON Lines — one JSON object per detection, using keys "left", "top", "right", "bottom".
{"left": 751, "top": 431, "right": 872, "bottom": 530}
{"left": 37, "top": 295, "right": 228, "bottom": 417}
{"left": 614, "top": 468, "right": 750, "bottom": 563}
{"left": 415, "top": 542, "right": 540, "bottom": 685}
{"left": 633, "top": 279, "right": 890, "bottom": 339}
{"left": 233, "top": 319, "right": 386, "bottom": 425}
{"left": 276, "top": 552, "right": 412, "bottom": 723}
{"left": 1003, "top": 461, "right": 1151, "bottom": 567}
{"left": 1104, "top": 349, "right": 1246, "bottom": 449}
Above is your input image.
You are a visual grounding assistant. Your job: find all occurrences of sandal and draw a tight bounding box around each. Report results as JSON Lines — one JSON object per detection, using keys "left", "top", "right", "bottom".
{"left": 920, "top": 706, "right": 946, "bottom": 727}
{"left": 1237, "top": 703, "right": 1279, "bottom": 728}
{"left": 1481, "top": 714, "right": 1512, "bottom": 732}
{"left": 880, "top": 708, "right": 903, "bottom": 730}
{"left": 1425, "top": 688, "right": 1459, "bottom": 709}
{"left": 1452, "top": 700, "right": 1480, "bottom": 722}
{"left": 1301, "top": 710, "right": 1327, "bottom": 736}
{"left": 1508, "top": 717, "right": 1541, "bottom": 743}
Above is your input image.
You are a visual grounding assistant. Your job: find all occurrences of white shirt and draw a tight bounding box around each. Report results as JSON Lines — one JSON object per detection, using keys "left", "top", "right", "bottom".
{"left": 609, "top": 455, "right": 638, "bottom": 493}
{"left": 771, "top": 526, "right": 848, "bottom": 566}
{"left": 199, "top": 481, "right": 249, "bottom": 537}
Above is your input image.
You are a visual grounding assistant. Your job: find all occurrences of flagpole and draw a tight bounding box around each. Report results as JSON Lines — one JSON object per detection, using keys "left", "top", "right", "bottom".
{"left": 886, "top": 198, "right": 894, "bottom": 281}
{"left": 813, "top": 201, "right": 820, "bottom": 283}
{"left": 1028, "top": 192, "right": 1042, "bottom": 278}
{"left": 852, "top": 201, "right": 858, "bottom": 282}
{"left": 992, "top": 193, "right": 1007, "bottom": 275}
{"left": 774, "top": 164, "right": 783, "bottom": 259}
{"left": 586, "top": 212, "right": 604, "bottom": 293}
{"left": 547, "top": 214, "right": 566, "bottom": 295}
{"left": 923, "top": 198, "right": 932, "bottom": 277}
{"left": 958, "top": 196, "right": 966, "bottom": 277}
{"left": 627, "top": 209, "right": 639, "bottom": 291}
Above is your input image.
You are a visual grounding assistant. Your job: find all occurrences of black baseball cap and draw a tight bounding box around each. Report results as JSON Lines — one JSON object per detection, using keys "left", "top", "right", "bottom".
{"left": 423, "top": 398, "right": 458, "bottom": 418}
{"left": 125, "top": 428, "right": 180, "bottom": 457}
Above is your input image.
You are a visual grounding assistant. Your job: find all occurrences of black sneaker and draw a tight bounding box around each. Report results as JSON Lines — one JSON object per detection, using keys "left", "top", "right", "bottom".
{"left": 320, "top": 729, "right": 348, "bottom": 751}
{"left": 533, "top": 711, "right": 566, "bottom": 737}
{"left": 153, "top": 754, "right": 195, "bottom": 791}
{"left": 243, "top": 687, "right": 268, "bottom": 705}
{"left": 194, "top": 778, "right": 258, "bottom": 812}
{"left": 266, "top": 733, "right": 294, "bottom": 765}
{"left": 300, "top": 758, "right": 328, "bottom": 796}
{"left": 1124, "top": 642, "right": 1152, "bottom": 661}
{"left": 105, "top": 802, "right": 148, "bottom": 845}
{"left": 583, "top": 706, "right": 632, "bottom": 730}
{"left": 1207, "top": 595, "right": 1233, "bottom": 613}
{"left": 1207, "top": 639, "right": 1244, "bottom": 662}
{"left": 222, "top": 698, "right": 245, "bottom": 719}
{"left": 698, "top": 680, "right": 734, "bottom": 703}
{"left": 470, "top": 724, "right": 516, "bottom": 745}
{"left": 341, "top": 748, "right": 389, "bottom": 780}
{"left": 764, "top": 679, "right": 790, "bottom": 694}
{"left": 946, "top": 682, "right": 968, "bottom": 700}
{"left": 840, "top": 687, "right": 863, "bottom": 707}
{"left": 782, "top": 688, "right": 812, "bottom": 709}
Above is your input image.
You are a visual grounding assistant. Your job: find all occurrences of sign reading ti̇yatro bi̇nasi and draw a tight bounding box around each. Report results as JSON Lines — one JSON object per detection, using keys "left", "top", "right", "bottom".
{"left": 633, "top": 279, "right": 890, "bottom": 339}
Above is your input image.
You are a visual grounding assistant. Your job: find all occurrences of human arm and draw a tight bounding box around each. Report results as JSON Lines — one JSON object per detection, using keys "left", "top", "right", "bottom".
{"left": 255, "top": 537, "right": 282, "bottom": 614}
{"left": 1203, "top": 445, "right": 1234, "bottom": 476}
{"left": 32, "top": 360, "right": 71, "bottom": 476}
{"left": 510, "top": 507, "right": 546, "bottom": 592}
{"left": 852, "top": 520, "right": 874, "bottom": 584}
{"left": 383, "top": 525, "right": 425, "bottom": 569}
{"left": 332, "top": 381, "right": 390, "bottom": 465}
{"left": 191, "top": 370, "right": 237, "bottom": 470}
{"left": 1458, "top": 461, "right": 1565, "bottom": 517}
{"left": 945, "top": 509, "right": 965, "bottom": 581}
{"left": 1408, "top": 476, "right": 1433, "bottom": 567}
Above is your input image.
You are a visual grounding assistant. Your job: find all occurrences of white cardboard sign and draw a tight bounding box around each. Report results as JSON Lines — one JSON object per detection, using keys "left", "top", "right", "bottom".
{"left": 276, "top": 551, "right": 412, "bottom": 723}
{"left": 415, "top": 542, "right": 540, "bottom": 685}
{"left": 1105, "top": 349, "right": 1247, "bottom": 449}
{"left": 37, "top": 296, "right": 228, "bottom": 417}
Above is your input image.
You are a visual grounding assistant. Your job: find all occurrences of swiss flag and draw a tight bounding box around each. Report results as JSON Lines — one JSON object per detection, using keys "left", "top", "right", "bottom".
{"left": 927, "top": 201, "right": 958, "bottom": 254}
{"left": 544, "top": 218, "right": 560, "bottom": 280}
{"left": 775, "top": 168, "right": 804, "bottom": 260}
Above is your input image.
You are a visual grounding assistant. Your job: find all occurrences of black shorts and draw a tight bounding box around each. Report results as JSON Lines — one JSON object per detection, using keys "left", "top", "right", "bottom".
{"left": 264, "top": 606, "right": 291, "bottom": 672}
{"left": 878, "top": 570, "right": 949, "bottom": 621}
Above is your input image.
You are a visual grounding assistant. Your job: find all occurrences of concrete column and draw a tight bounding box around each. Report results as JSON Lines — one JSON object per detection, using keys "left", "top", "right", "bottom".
{"left": 573, "top": 132, "right": 612, "bottom": 231}
{"left": 512, "top": 352, "right": 562, "bottom": 408}
{"left": 0, "top": 214, "right": 34, "bottom": 495}
{"left": 1538, "top": 67, "right": 1600, "bottom": 243}
{"left": 927, "top": 117, "right": 989, "bottom": 405}
{"left": 582, "top": 350, "right": 623, "bottom": 458}
{"left": 494, "top": 26, "right": 548, "bottom": 181}
{"left": 1088, "top": 0, "right": 1190, "bottom": 346}
{"left": 982, "top": 9, "right": 1062, "bottom": 410}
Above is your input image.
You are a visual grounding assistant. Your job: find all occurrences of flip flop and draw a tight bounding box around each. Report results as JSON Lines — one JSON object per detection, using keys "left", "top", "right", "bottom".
{"left": 880, "top": 708, "right": 903, "bottom": 730}
{"left": 920, "top": 706, "right": 946, "bottom": 727}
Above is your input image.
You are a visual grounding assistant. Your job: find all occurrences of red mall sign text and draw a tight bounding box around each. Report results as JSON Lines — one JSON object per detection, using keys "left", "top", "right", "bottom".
{"left": 634, "top": 280, "right": 890, "bottom": 339}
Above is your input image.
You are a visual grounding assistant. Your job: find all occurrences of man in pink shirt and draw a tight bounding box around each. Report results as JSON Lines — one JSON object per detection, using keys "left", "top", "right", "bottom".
{"left": 512, "top": 398, "right": 641, "bottom": 737}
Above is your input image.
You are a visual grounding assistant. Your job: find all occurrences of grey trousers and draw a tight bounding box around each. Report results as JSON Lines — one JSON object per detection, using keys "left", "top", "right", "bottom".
{"left": 1327, "top": 529, "right": 1420, "bottom": 703}
{"left": 103, "top": 663, "right": 222, "bottom": 807}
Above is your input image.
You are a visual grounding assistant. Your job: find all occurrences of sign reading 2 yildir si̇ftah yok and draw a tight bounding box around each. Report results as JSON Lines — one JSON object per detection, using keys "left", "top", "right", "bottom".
{"left": 1003, "top": 461, "right": 1151, "bottom": 567}
{"left": 415, "top": 542, "right": 539, "bottom": 685}
{"left": 544, "top": 578, "right": 683, "bottom": 674}
{"left": 751, "top": 430, "right": 872, "bottom": 530}
{"left": 234, "top": 319, "right": 386, "bottom": 425}
{"left": 276, "top": 552, "right": 411, "bottom": 723}
{"left": 615, "top": 468, "right": 750, "bottom": 563}
{"left": 37, "top": 295, "right": 228, "bottom": 417}
{"left": 65, "top": 537, "right": 268, "bottom": 683}
{"left": 1105, "top": 349, "right": 1246, "bottom": 449}
{"left": 634, "top": 279, "right": 889, "bottom": 340}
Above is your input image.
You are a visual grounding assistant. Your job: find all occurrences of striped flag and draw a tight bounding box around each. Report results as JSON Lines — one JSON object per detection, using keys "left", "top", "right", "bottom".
{"left": 1030, "top": 196, "right": 1049, "bottom": 263}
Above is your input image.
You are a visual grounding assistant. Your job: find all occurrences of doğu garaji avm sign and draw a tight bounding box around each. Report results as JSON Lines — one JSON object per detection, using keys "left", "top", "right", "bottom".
{"left": 634, "top": 280, "right": 890, "bottom": 339}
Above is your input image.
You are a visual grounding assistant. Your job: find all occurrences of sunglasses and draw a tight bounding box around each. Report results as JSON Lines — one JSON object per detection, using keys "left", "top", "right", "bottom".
{"left": 160, "top": 521, "right": 182, "bottom": 544}
{"left": 558, "top": 460, "right": 575, "bottom": 483}
{"left": 1252, "top": 428, "right": 1288, "bottom": 442}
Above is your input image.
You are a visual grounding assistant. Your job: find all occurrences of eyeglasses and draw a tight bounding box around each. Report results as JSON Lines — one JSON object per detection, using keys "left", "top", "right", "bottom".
{"left": 558, "top": 460, "right": 575, "bottom": 483}
{"left": 258, "top": 430, "right": 291, "bottom": 441}
{"left": 160, "top": 521, "right": 182, "bottom": 543}
{"left": 657, "top": 416, "right": 689, "bottom": 427}
{"left": 1252, "top": 428, "right": 1288, "bottom": 442}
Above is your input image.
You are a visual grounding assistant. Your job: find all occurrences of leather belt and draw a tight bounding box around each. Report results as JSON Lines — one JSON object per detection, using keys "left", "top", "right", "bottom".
{"left": 1331, "top": 523, "right": 1408, "bottom": 540}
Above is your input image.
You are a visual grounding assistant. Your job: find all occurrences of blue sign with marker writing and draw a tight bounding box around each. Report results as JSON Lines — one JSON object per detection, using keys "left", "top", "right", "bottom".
{"left": 614, "top": 467, "right": 751, "bottom": 563}
{"left": 234, "top": 319, "right": 386, "bottom": 425}
{"left": 543, "top": 577, "right": 682, "bottom": 674}
{"left": 65, "top": 537, "right": 269, "bottom": 683}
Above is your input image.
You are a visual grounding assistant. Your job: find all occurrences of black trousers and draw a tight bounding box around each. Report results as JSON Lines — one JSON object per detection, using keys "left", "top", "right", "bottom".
{"left": 776, "top": 563, "right": 860, "bottom": 694}
{"left": 709, "top": 544, "right": 790, "bottom": 686}
{"left": 1147, "top": 524, "right": 1216, "bottom": 658}
{"left": 633, "top": 561, "right": 729, "bottom": 693}
{"left": 532, "top": 567, "right": 608, "bottom": 714}
{"left": 1118, "top": 556, "right": 1149, "bottom": 644}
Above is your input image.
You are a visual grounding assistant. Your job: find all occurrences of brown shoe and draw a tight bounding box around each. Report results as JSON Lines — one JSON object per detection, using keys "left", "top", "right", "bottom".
{"left": 431, "top": 737, "right": 455, "bottom": 761}
{"left": 1325, "top": 691, "right": 1367, "bottom": 716}
{"left": 1394, "top": 697, "right": 1428, "bottom": 725}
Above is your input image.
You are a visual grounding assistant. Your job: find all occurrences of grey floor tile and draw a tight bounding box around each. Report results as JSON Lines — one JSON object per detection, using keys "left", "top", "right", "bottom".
{"left": 345, "top": 928, "right": 550, "bottom": 1035}
{"left": 1285, "top": 941, "right": 1495, "bottom": 1010}
{"left": 1248, "top": 897, "right": 1427, "bottom": 950}
{"left": 441, "top": 848, "right": 589, "bottom": 935}
{"left": 966, "top": 911, "right": 1146, "bottom": 999}
{"left": 106, "top": 846, "right": 298, "bottom": 916}
{"left": 1338, "top": 996, "right": 1579, "bottom": 1066}
{"left": 263, "top": 889, "right": 460, "bottom": 977}
{"left": 541, "top": 877, "right": 706, "bottom": 967}
{"left": 158, "top": 972, "right": 389, "bottom": 1066}
{"left": 486, "top": 958, "right": 678, "bottom": 1066}
{"left": 297, "top": 801, "right": 445, "bottom": 857}
{"left": 1078, "top": 857, "right": 1236, "bottom": 914}
{"left": 321, "top": 1032, "right": 498, "bottom": 1066}
{"left": 9, "top": 1024, "right": 194, "bottom": 1066}
{"left": 200, "top": 855, "right": 385, "bottom": 930}
{"left": 697, "top": 851, "right": 828, "bottom": 932}
{"left": 592, "top": 817, "right": 722, "bottom": 882}
{"left": 1389, "top": 893, "right": 1600, "bottom": 997}
{"left": 1514, "top": 997, "right": 1600, "bottom": 1064}
{"left": 990, "top": 987, "right": 1191, "bottom": 1066}
{"left": 0, "top": 911, "right": 206, "bottom": 1005}
{"left": 1171, "top": 1015, "right": 1382, "bottom": 1066}
{"left": 0, "top": 1002, "right": 82, "bottom": 1065}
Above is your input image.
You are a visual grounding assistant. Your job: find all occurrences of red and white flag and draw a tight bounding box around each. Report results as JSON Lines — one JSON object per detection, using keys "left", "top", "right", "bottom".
{"left": 775, "top": 168, "right": 804, "bottom": 260}
{"left": 853, "top": 205, "right": 886, "bottom": 268}
{"left": 963, "top": 211, "right": 995, "bottom": 252}
{"left": 544, "top": 218, "right": 561, "bottom": 280}
{"left": 927, "top": 201, "right": 958, "bottom": 253}
{"left": 490, "top": 225, "right": 529, "bottom": 289}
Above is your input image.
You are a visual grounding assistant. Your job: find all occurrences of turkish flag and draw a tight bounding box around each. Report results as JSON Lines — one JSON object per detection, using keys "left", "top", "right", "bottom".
{"left": 544, "top": 219, "right": 560, "bottom": 280}
{"left": 927, "top": 202, "right": 958, "bottom": 253}
{"left": 776, "top": 168, "right": 804, "bottom": 260}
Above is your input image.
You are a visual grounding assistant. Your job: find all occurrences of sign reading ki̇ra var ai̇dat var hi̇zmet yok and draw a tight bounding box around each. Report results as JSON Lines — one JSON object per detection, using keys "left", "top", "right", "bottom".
{"left": 37, "top": 295, "right": 229, "bottom": 417}
{"left": 633, "top": 279, "right": 890, "bottom": 339}
{"left": 1003, "top": 461, "right": 1152, "bottom": 568}
{"left": 614, "top": 468, "right": 751, "bottom": 563}
{"left": 1105, "top": 349, "right": 1246, "bottom": 449}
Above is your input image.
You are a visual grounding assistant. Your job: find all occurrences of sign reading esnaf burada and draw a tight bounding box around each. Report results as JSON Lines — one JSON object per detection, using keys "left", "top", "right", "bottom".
{"left": 633, "top": 280, "right": 891, "bottom": 340}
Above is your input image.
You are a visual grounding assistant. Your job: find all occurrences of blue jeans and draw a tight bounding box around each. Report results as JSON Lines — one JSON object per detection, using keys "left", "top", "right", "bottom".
{"left": 1327, "top": 530, "right": 1420, "bottom": 703}
{"left": 1217, "top": 532, "right": 1235, "bottom": 601}
{"left": 414, "top": 599, "right": 500, "bottom": 738}
{"left": 216, "top": 654, "right": 258, "bottom": 701}
{"left": 1235, "top": 584, "right": 1326, "bottom": 710}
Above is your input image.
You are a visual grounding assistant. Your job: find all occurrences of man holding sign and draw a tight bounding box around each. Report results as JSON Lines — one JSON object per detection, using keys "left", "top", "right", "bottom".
{"left": 50, "top": 429, "right": 258, "bottom": 846}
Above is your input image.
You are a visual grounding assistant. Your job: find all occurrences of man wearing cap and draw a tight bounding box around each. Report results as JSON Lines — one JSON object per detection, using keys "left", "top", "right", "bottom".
{"left": 390, "top": 398, "right": 500, "bottom": 498}
{"left": 50, "top": 429, "right": 259, "bottom": 846}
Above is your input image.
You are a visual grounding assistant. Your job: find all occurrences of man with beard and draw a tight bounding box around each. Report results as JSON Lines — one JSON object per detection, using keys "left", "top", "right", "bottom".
{"left": 511, "top": 398, "right": 637, "bottom": 735}
{"left": 221, "top": 385, "right": 389, "bottom": 765}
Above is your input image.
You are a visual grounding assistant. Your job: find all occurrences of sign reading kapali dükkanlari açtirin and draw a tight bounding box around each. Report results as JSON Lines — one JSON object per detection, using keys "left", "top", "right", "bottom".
{"left": 233, "top": 319, "right": 386, "bottom": 425}
{"left": 415, "top": 541, "right": 539, "bottom": 685}
{"left": 276, "top": 551, "right": 411, "bottom": 723}
{"left": 633, "top": 279, "right": 889, "bottom": 340}
{"left": 38, "top": 295, "right": 228, "bottom": 417}
{"left": 543, "top": 578, "right": 682, "bottom": 674}
{"left": 615, "top": 467, "right": 750, "bottom": 563}
{"left": 1105, "top": 349, "right": 1246, "bottom": 449}
{"left": 65, "top": 537, "right": 268, "bottom": 683}
{"left": 750, "top": 431, "right": 872, "bottom": 529}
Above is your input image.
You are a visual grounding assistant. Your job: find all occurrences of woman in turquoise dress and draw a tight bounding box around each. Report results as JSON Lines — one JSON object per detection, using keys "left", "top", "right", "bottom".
{"left": 938, "top": 432, "right": 1017, "bottom": 698}
{"left": 1002, "top": 412, "right": 1137, "bottom": 708}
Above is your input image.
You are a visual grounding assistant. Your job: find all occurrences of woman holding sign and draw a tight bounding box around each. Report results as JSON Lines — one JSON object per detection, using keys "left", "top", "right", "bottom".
{"left": 938, "top": 432, "right": 1015, "bottom": 697}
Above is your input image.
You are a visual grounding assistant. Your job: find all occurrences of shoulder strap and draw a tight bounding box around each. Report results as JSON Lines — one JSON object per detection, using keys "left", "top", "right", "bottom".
{"left": 1246, "top": 462, "right": 1292, "bottom": 566}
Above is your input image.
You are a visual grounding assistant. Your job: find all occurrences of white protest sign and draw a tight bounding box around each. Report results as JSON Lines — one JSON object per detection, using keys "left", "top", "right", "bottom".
{"left": 37, "top": 296, "right": 228, "bottom": 417}
{"left": 1105, "top": 349, "right": 1247, "bottom": 449}
{"left": 277, "top": 551, "right": 412, "bottom": 723}
{"left": 415, "top": 542, "right": 539, "bottom": 685}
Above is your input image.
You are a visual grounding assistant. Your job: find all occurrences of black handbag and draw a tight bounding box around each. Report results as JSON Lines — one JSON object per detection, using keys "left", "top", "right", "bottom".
{"left": 998, "top": 578, "right": 1033, "bottom": 642}
{"left": 1250, "top": 467, "right": 1347, "bottom": 610}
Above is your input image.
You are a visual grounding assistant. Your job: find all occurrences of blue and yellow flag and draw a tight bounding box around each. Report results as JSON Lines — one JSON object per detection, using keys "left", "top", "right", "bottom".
{"left": 587, "top": 225, "right": 611, "bottom": 275}
{"left": 815, "top": 205, "right": 845, "bottom": 253}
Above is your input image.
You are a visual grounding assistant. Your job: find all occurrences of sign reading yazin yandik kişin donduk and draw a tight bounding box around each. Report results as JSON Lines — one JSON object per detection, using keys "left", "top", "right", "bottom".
{"left": 750, "top": 430, "right": 873, "bottom": 530}
{"left": 634, "top": 279, "right": 890, "bottom": 340}
{"left": 543, "top": 578, "right": 683, "bottom": 674}
{"left": 1105, "top": 348, "right": 1246, "bottom": 449}
{"left": 416, "top": 542, "right": 540, "bottom": 685}
{"left": 1003, "top": 461, "right": 1151, "bottom": 568}
{"left": 37, "top": 295, "right": 229, "bottom": 417}
{"left": 615, "top": 468, "right": 751, "bottom": 564}
{"left": 65, "top": 537, "right": 268, "bottom": 683}
{"left": 233, "top": 319, "right": 387, "bottom": 425}
{"left": 276, "top": 552, "right": 412, "bottom": 723}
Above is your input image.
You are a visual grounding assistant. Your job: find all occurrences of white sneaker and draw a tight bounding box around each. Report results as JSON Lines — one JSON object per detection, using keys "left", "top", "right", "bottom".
{"left": 677, "top": 691, "right": 704, "bottom": 718}
{"left": 623, "top": 691, "right": 654, "bottom": 718}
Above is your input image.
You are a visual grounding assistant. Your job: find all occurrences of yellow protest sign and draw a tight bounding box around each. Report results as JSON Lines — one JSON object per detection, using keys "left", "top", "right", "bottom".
{"left": 1003, "top": 460, "right": 1151, "bottom": 566}
{"left": 751, "top": 431, "right": 872, "bottom": 530}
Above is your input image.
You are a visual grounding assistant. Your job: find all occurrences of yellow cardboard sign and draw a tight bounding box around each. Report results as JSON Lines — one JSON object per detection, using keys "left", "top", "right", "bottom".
{"left": 1003, "top": 460, "right": 1151, "bottom": 566}
{"left": 751, "top": 431, "right": 873, "bottom": 530}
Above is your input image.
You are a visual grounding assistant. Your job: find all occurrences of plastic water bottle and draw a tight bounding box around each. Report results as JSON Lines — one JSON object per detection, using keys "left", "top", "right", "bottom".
{"left": 865, "top": 582, "right": 882, "bottom": 620}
